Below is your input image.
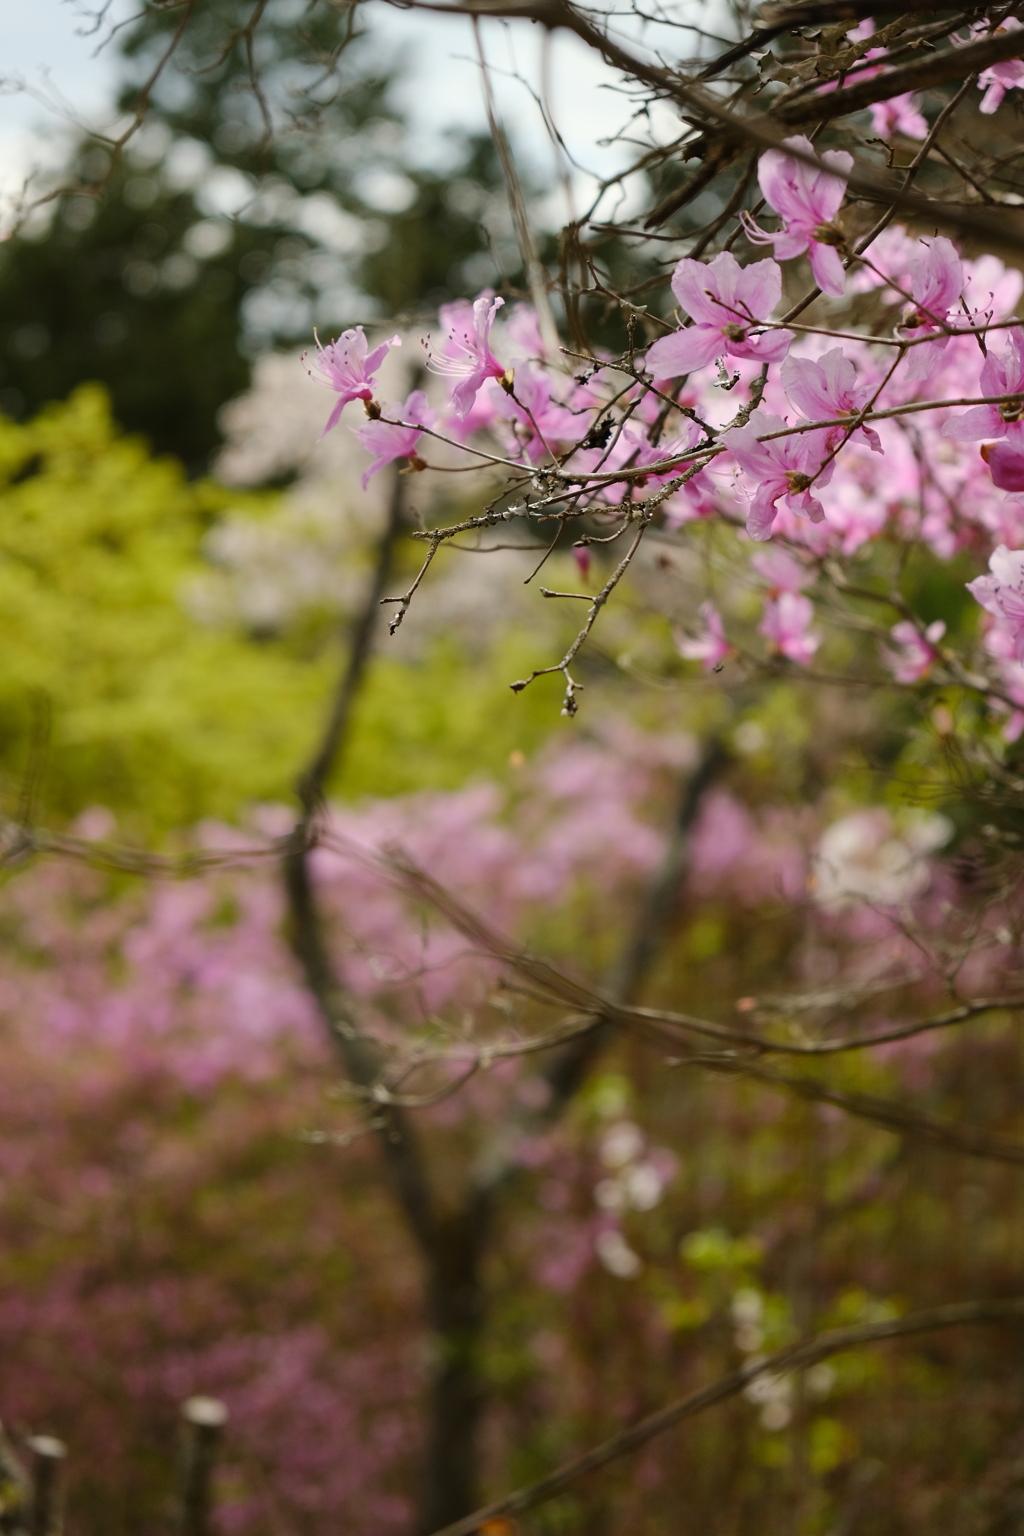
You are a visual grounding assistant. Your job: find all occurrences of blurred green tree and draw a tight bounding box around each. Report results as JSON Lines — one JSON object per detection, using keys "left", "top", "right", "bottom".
{"left": 0, "top": 385, "right": 562, "bottom": 831}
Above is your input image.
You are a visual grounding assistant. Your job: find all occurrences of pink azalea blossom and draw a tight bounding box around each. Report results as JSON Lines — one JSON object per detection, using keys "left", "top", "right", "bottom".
{"left": 306, "top": 327, "right": 401, "bottom": 439}
{"left": 942, "top": 327, "right": 1024, "bottom": 443}
{"left": 427, "top": 294, "right": 507, "bottom": 418}
{"left": 847, "top": 222, "right": 918, "bottom": 296}
{"left": 352, "top": 390, "right": 435, "bottom": 489}
{"left": 505, "top": 304, "right": 547, "bottom": 361}
{"left": 759, "top": 591, "right": 820, "bottom": 664}
{"left": 675, "top": 603, "right": 731, "bottom": 670}
{"left": 898, "top": 237, "right": 965, "bottom": 383}
{"left": 978, "top": 18, "right": 1024, "bottom": 113}
{"left": 493, "top": 362, "right": 578, "bottom": 462}
{"left": 962, "top": 254, "right": 1024, "bottom": 328}
{"left": 817, "top": 465, "right": 890, "bottom": 553}
{"left": 441, "top": 378, "right": 502, "bottom": 442}
{"left": 967, "top": 544, "right": 1024, "bottom": 659}
{"left": 662, "top": 481, "right": 719, "bottom": 529}
{"left": 614, "top": 421, "right": 718, "bottom": 523}
{"left": 843, "top": 24, "right": 927, "bottom": 139}
{"left": 977, "top": 613, "right": 1024, "bottom": 739}
{"left": 780, "top": 347, "right": 882, "bottom": 453}
{"left": 646, "top": 252, "right": 792, "bottom": 377}
{"left": 884, "top": 619, "right": 946, "bottom": 683}
{"left": 751, "top": 546, "right": 812, "bottom": 592}
{"left": 645, "top": 416, "right": 719, "bottom": 524}
{"left": 723, "top": 408, "right": 832, "bottom": 541}
{"left": 624, "top": 422, "right": 711, "bottom": 483}
{"left": 982, "top": 438, "right": 1024, "bottom": 493}
{"left": 870, "top": 92, "right": 928, "bottom": 139}
{"left": 747, "top": 135, "right": 853, "bottom": 297}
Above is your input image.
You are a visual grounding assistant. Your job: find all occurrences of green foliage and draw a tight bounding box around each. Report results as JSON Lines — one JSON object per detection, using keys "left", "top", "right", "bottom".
{"left": 338, "top": 637, "right": 569, "bottom": 801}
{"left": 0, "top": 387, "right": 563, "bottom": 831}
{"left": 0, "top": 386, "right": 324, "bottom": 826}
{"left": 680, "top": 1227, "right": 765, "bottom": 1273}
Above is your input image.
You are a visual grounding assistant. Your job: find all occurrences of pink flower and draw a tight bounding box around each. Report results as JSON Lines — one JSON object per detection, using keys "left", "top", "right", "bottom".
{"left": 352, "top": 390, "right": 435, "bottom": 489}
{"left": 870, "top": 93, "right": 928, "bottom": 139}
{"left": 427, "top": 294, "right": 507, "bottom": 418}
{"left": 982, "top": 439, "right": 1024, "bottom": 493}
{"left": 780, "top": 347, "right": 882, "bottom": 453}
{"left": 759, "top": 591, "right": 820, "bottom": 664}
{"left": 747, "top": 135, "right": 853, "bottom": 297}
{"left": 505, "top": 304, "right": 547, "bottom": 361}
{"left": 493, "top": 362, "right": 578, "bottom": 462}
{"left": 962, "top": 254, "right": 1024, "bottom": 328}
{"left": 624, "top": 422, "right": 712, "bottom": 485}
{"left": 306, "top": 328, "right": 401, "bottom": 439}
{"left": 978, "top": 18, "right": 1024, "bottom": 112}
{"left": 675, "top": 603, "right": 730, "bottom": 670}
{"left": 967, "top": 544, "right": 1024, "bottom": 659}
{"left": 839, "top": 25, "right": 928, "bottom": 139}
{"left": 842, "top": 32, "right": 929, "bottom": 140}
{"left": 646, "top": 252, "right": 792, "bottom": 377}
{"left": 898, "top": 237, "right": 964, "bottom": 383}
{"left": 976, "top": 608, "right": 1024, "bottom": 739}
{"left": 884, "top": 619, "right": 945, "bottom": 683}
{"left": 637, "top": 417, "right": 719, "bottom": 525}
{"left": 942, "top": 327, "right": 1024, "bottom": 443}
{"left": 751, "top": 546, "right": 812, "bottom": 592}
{"left": 723, "top": 408, "right": 832, "bottom": 542}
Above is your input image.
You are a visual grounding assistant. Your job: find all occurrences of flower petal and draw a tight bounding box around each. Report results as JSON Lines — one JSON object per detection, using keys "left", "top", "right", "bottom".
{"left": 646, "top": 326, "right": 722, "bottom": 377}
{"left": 809, "top": 241, "right": 847, "bottom": 298}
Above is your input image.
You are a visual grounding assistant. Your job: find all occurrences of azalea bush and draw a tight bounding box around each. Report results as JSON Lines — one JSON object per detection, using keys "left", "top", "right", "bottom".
{"left": 7, "top": 727, "right": 1024, "bottom": 1536}
{"left": 313, "top": 163, "right": 1024, "bottom": 729}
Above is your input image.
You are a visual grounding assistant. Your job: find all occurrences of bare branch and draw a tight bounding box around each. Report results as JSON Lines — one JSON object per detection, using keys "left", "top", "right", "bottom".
{"left": 428, "top": 1297, "right": 1024, "bottom": 1536}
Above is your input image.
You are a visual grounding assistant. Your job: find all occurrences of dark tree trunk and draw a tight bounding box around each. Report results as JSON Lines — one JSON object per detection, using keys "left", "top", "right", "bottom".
{"left": 418, "top": 1203, "right": 492, "bottom": 1534}
{"left": 283, "top": 454, "right": 726, "bottom": 1536}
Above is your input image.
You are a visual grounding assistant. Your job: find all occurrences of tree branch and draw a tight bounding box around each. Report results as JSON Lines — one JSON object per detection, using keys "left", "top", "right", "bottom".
{"left": 427, "top": 1296, "right": 1024, "bottom": 1536}
{"left": 777, "top": 24, "right": 1024, "bottom": 126}
{"left": 352, "top": 845, "right": 1024, "bottom": 1166}
{"left": 393, "top": 0, "right": 1024, "bottom": 247}
{"left": 284, "top": 468, "right": 440, "bottom": 1257}
{"left": 539, "top": 738, "right": 728, "bottom": 1110}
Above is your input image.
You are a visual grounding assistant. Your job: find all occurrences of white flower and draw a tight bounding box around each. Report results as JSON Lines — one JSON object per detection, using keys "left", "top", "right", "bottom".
{"left": 599, "top": 1121, "right": 644, "bottom": 1169}
{"left": 732, "top": 1287, "right": 764, "bottom": 1326}
{"left": 625, "top": 1163, "right": 663, "bottom": 1211}
{"left": 595, "top": 1229, "right": 641, "bottom": 1278}
{"left": 594, "top": 1178, "right": 627, "bottom": 1212}
{"left": 813, "top": 809, "right": 951, "bottom": 908}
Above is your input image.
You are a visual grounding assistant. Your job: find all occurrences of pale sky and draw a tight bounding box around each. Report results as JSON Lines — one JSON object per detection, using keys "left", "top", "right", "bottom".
{"left": 0, "top": 0, "right": 705, "bottom": 224}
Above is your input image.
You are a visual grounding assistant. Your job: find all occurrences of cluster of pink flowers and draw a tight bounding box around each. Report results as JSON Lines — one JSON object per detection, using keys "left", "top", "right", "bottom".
{"left": 304, "top": 133, "right": 1024, "bottom": 713}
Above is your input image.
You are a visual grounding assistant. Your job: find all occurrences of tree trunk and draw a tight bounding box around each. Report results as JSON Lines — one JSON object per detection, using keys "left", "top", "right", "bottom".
{"left": 418, "top": 1203, "right": 492, "bottom": 1534}
{"left": 412, "top": 742, "right": 725, "bottom": 1533}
